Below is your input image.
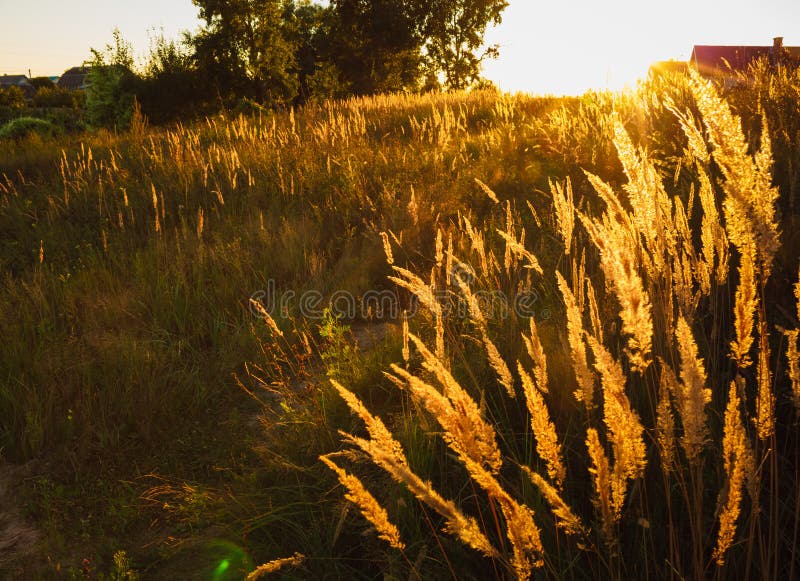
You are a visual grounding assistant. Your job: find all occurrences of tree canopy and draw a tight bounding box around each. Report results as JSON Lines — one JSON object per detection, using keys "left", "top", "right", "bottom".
{"left": 188, "top": 0, "right": 508, "bottom": 101}
{"left": 191, "top": 0, "right": 299, "bottom": 104}
{"left": 77, "top": 0, "right": 509, "bottom": 126}
{"left": 418, "top": 0, "right": 509, "bottom": 90}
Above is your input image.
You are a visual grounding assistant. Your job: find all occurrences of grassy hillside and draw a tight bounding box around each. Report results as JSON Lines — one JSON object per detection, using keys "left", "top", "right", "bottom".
{"left": 1, "top": 66, "right": 800, "bottom": 578}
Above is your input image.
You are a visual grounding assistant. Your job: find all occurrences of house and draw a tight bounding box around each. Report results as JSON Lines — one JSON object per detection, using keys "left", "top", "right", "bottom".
{"left": 0, "top": 74, "right": 36, "bottom": 99}
{"left": 57, "top": 66, "right": 90, "bottom": 91}
{"left": 690, "top": 37, "right": 800, "bottom": 77}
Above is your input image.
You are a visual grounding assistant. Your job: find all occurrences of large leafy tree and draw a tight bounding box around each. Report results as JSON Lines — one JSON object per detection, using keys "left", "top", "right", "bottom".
{"left": 417, "top": 0, "right": 508, "bottom": 90}
{"left": 191, "top": 0, "right": 299, "bottom": 105}
{"left": 186, "top": 0, "right": 508, "bottom": 106}
{"left": 283, "top": 0, "right": 345, "bottom": 102}
{"left": 328, "top": 0, "right": 424, "bottom": 95}
{"left": 326, "top": 0, "right": 508, "bottom": 94}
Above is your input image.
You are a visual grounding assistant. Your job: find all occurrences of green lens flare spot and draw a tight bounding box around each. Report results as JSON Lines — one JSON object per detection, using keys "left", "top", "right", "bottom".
{"left": 212, "top": 559, "right": 230, "bottom": 579}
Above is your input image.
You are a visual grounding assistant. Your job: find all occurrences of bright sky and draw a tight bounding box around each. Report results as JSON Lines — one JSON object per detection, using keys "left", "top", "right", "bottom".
{"left": 1, "top": 0, "right": 799, "bottom": 95}
{"left": 0, "top": 0, "right": 201, "bottom": 77}
{"left": 483, "top": 0, "right": 800, "bottom": 94}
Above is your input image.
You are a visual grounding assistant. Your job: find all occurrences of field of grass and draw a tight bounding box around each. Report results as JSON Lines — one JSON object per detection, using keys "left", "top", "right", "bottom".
{"left": 1, "top": 65, "right": 800, "bottom": 579}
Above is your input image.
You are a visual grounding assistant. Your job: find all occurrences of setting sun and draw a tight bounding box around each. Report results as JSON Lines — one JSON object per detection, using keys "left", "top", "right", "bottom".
{"left": 482, "top": 0, "right": 800, "bottom": 94}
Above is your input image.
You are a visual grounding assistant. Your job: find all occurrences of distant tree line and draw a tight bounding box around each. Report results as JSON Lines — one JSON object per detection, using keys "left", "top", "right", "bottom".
{"left": 90, "top": 0, "right": 509, "bottom": 127}
{"left": 1, "top": 0, "right": 508, "bottom": 133}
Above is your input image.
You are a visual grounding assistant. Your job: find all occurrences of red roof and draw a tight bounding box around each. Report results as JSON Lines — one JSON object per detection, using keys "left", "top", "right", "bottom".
{"left": 691, "top": 44, "right": 800, "bottom": 74}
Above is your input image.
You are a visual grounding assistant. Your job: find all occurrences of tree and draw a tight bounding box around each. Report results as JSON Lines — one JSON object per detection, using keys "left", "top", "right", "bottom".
{"left": 417, "top": 0, "right": 508, "bottom": 90}
{"left": 33, "top": 86, "right": 78, "bottom": 109}
{"left": 0, "top": 86, "right": 26, "bottom": 125}
{"left": 179, "top": 0, "right": 509, "bottom": 109}
{"left": 328, "top": 0, "right": 424, "bottom": 95}
{"left": 85, "top": 30, "right": 139, "bottom": 129}
{"left": 325, "top": 0, "right": 508, "bottom": 94}
{"left": 138, "top": 32, "right": 206, "bottom": 122}
{"left": 191, "top": 0, "right": 299, "bottom": 105}
{"left": 284, "top": 0, "right": 348, "bottom": 102}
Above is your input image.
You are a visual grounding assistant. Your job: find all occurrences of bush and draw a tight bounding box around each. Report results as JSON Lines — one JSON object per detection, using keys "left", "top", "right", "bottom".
{"left": 34, "top": 86, "right": 79, "bottom": 109}
{"left": 0, "top": 86, "right": 27, "bottom": 110}
{"left": 0, "top": 117, "right": 59, "bottom": 140}
{"left": 29, "top": 76, "right": 55, "bottom": 90}
{"left": 0, "top": 106, "right": 18, "bottom": 124}
{"left": 38, "top": 107, "right": 86, "bottom": 133}
{"left": 136, "top": 34, "right": 208, "bottom": 123}
{"left": 231, "top": 97, "right": 269, "bottom": 117}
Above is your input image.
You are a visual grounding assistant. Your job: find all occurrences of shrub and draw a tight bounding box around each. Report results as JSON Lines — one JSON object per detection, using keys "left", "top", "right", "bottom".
{"left": 29, "top": 76, "right": 55, "bottom": 90}
{"left": 0, "top": 85, "right": 27, "bottom": 110}
{"left": 34, "top": 86, "right": 79, "bottom": 109}
{"left": 0, "top": 116, "right": 59, "bottom": 140}
{"left": 38, "top": 107, "right": 86, "bottom": 133}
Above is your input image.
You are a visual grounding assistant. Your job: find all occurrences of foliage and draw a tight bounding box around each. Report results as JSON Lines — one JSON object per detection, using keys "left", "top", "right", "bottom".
{"left": 288, "top": 0, "right": 350, "bottom": 101}
{"left": 327, "top": 0, "right": 424, "bottom": 94}
{"left": 183, "top": 0, "right": 510, "bottom": 105}
{"left": 417, "top": 0, "right": 509, "bottom": 90}
{"left": 37, "top": 107, "right": 86, "bottom": 134}
{"left": 85, "top": 29, "right": 138, "bottom": 129}
{"left": 0, "top": 85, "right": 27, "bottom": 110}
{"left": 33, "top": 86, "right": 79, "bottom": 109}
{"left": 190, "top": 0, "right": 299, "bottom": 105}
{"left": 0, "top": 116, "right": 59, "bottom": 140}
{"left": 28, "top": 76, "right": 55, "bottom": 90}
{"left": 324, "top": 0, "right": 510, "bottom": 94}
{"left": 136, "top": 33, "right": 205, "bottom": 123}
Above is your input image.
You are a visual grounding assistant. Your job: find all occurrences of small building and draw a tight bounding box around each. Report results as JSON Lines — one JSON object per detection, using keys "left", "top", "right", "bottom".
{"left": 57, "top": 66, "right": 90, "bottom": 91}
{"left": 0, "top": 74, "right": 36, "bottom": 99}
{"left": 690, "top": 37, "right": 800, "bottom": 77}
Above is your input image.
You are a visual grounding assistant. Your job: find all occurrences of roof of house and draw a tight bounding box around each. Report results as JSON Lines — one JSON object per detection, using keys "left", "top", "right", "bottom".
{"left": 690, "top": 44, "right": 800, "bottom": 74}
{"left": 0, "top": 74, "right": 31, "bottom": 87}
{"left": 57, "top": 67, "right": 89, "bottom": 91}
{"left": 0, "top": 74, "right": 36, "bottom": 99}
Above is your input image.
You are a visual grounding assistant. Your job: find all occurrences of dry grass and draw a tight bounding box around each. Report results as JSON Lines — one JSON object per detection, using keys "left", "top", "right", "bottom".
{"left": 322, "top": 69, "right": 800, "bottom": 579}
{"left": 3, "top": 64, "right": 800, "bottom": 579}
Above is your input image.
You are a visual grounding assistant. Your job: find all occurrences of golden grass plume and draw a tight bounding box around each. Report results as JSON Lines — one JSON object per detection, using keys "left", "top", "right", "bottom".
{"left": 246, "top": 552, "right": 305, "bottom": 580}
{"left": 320, "top": 455, "right": 405, "bottom": 550}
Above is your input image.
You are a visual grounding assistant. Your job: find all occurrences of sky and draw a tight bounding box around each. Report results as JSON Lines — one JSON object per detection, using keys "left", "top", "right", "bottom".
{"left": 1, "top": 0, "right": 799, "bottom": 95}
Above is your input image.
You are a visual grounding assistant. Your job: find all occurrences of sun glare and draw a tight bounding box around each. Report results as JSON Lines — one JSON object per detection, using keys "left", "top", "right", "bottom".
{"left": 482, "top": 0, "right": 799, "bottom": 95}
